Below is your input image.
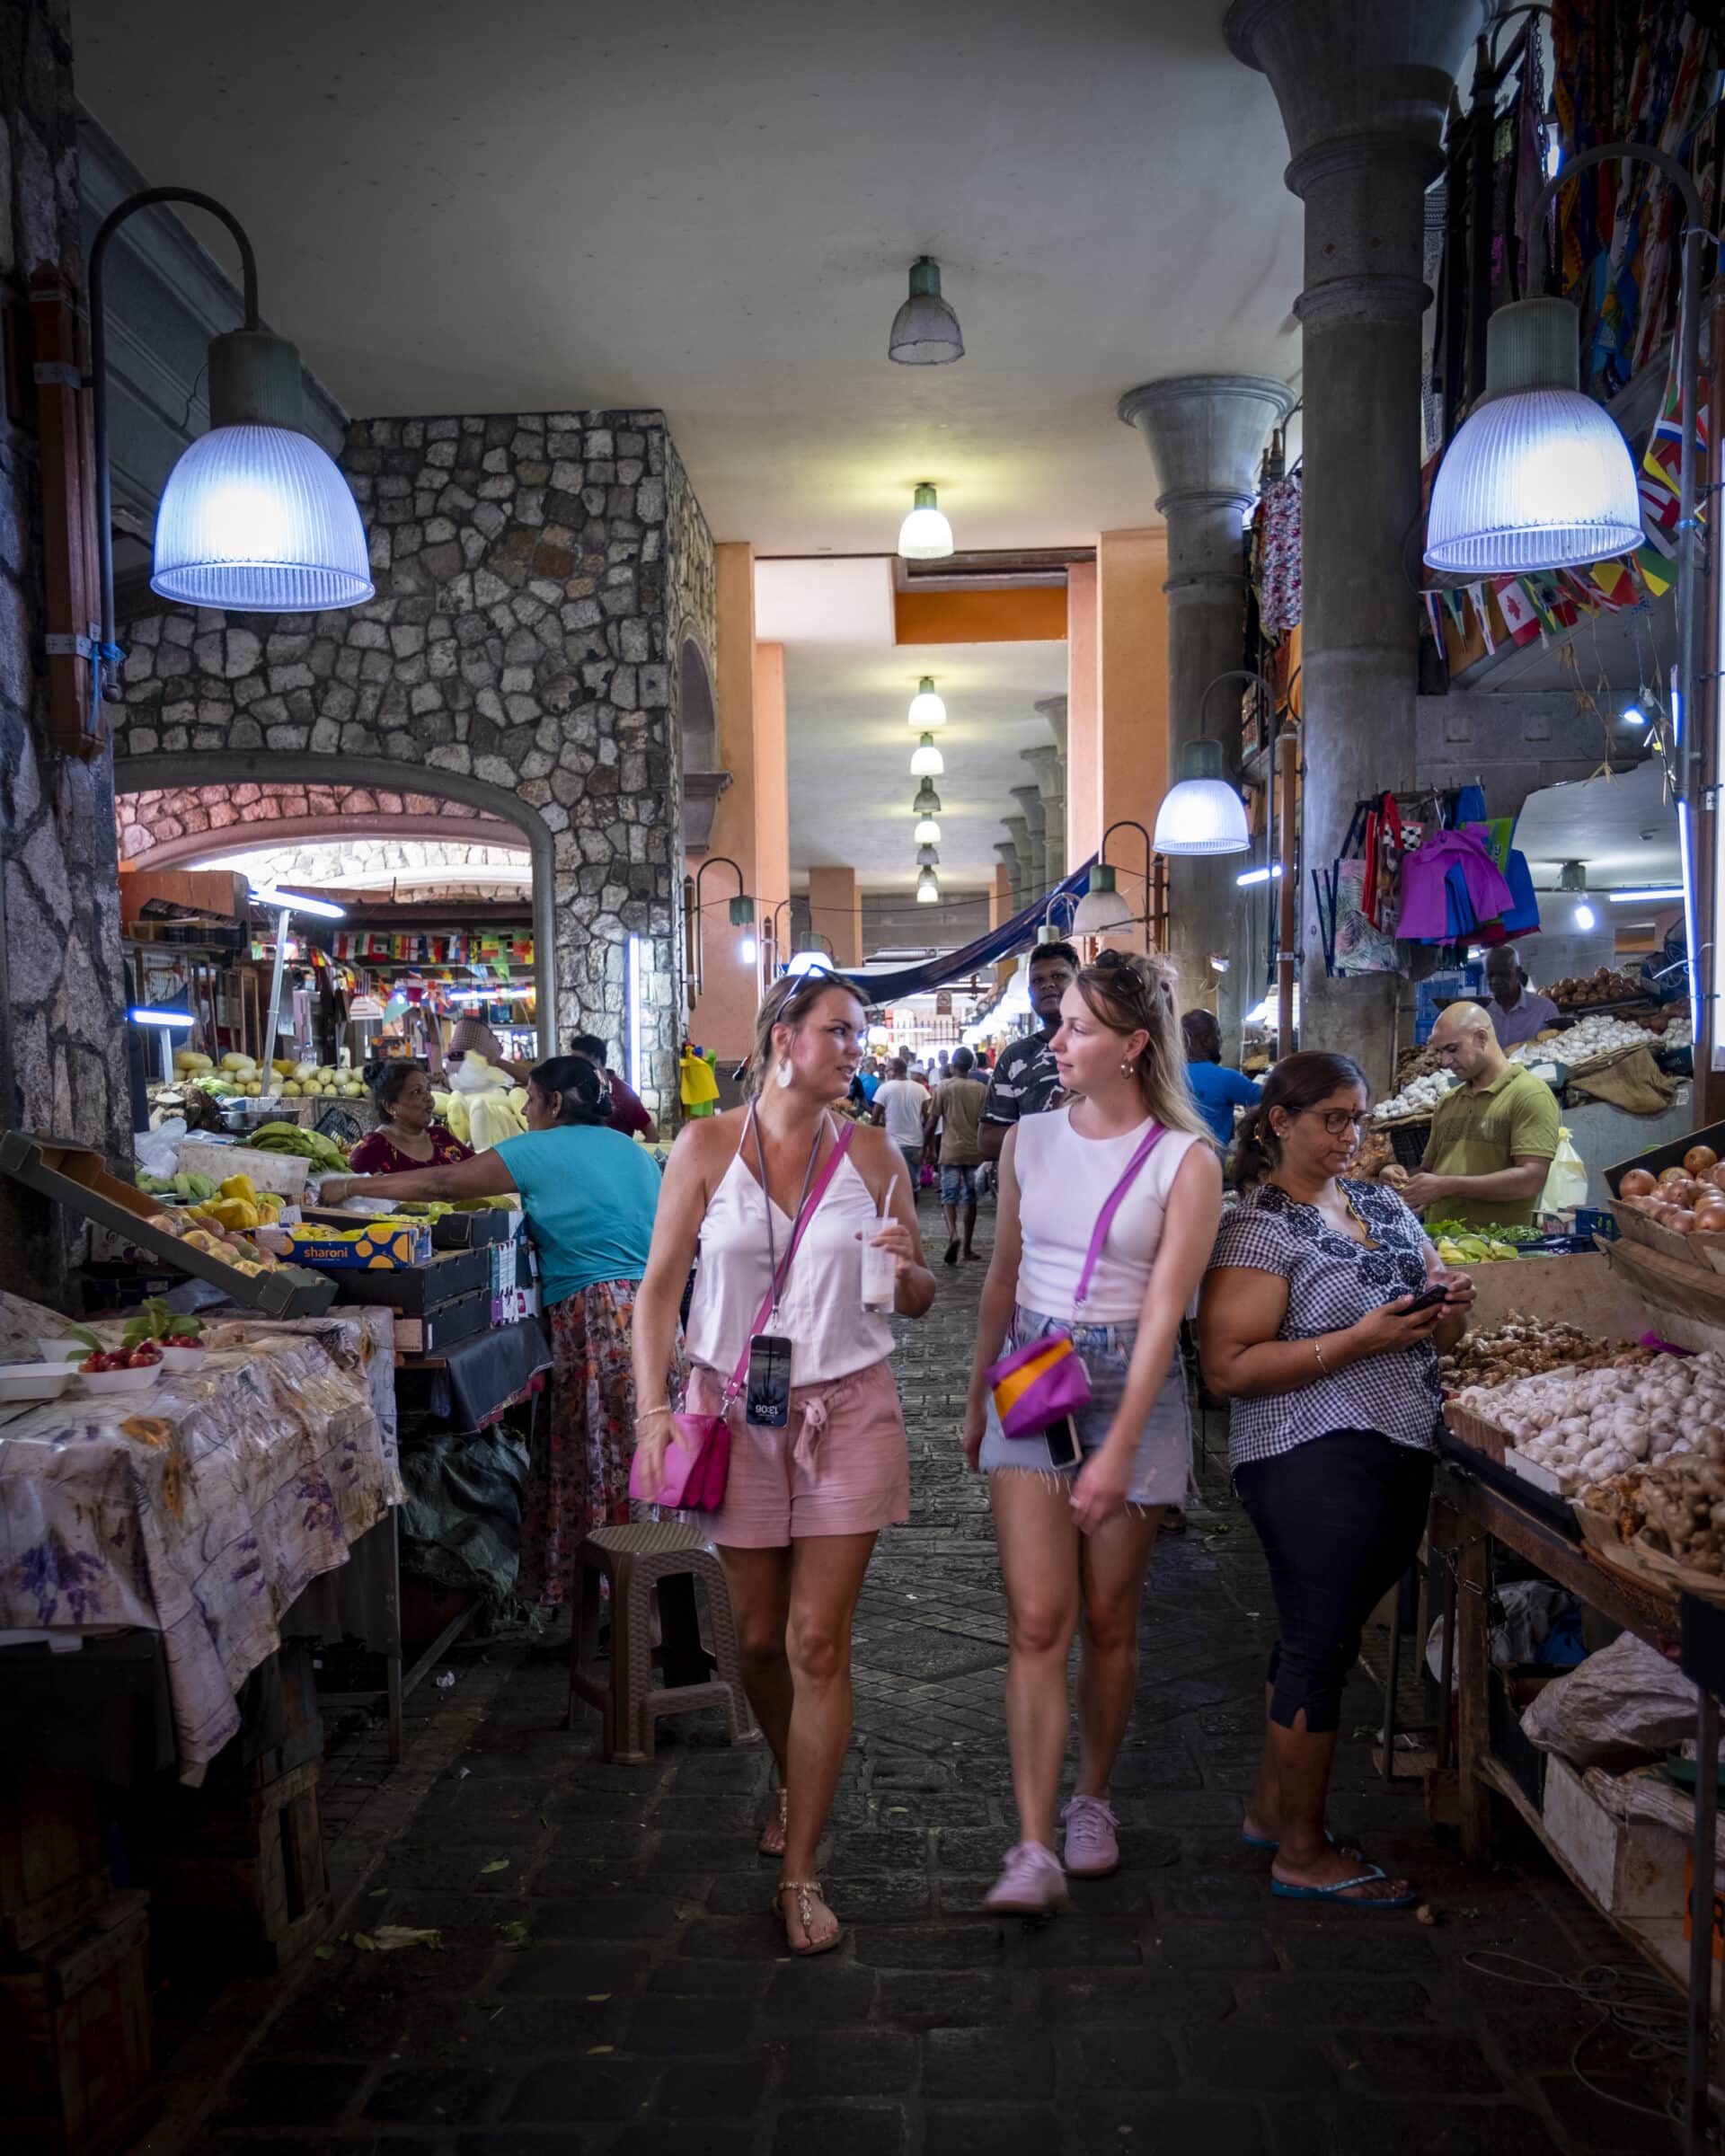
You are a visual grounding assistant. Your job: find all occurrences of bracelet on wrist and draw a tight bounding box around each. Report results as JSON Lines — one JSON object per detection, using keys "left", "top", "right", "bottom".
{"left": 1312, "top": 1336, "right": 1331, "bottom": 1377}
{"left": 637, "top": 1405, "right": 674, "bottom": 1424}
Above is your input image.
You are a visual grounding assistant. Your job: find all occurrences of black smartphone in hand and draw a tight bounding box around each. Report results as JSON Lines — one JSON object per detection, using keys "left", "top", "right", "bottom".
{"left": 1403, "top": 1282, "right": 1452, "bottom": 1315}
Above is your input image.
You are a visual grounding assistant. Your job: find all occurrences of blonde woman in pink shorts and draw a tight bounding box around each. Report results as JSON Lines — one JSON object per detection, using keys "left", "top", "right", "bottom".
{"left": 632, "top": 969, "right": 934, "bottom": 1956}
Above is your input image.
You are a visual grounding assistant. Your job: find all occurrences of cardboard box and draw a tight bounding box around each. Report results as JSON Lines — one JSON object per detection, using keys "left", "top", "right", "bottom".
{"left": 1543, "top": 1756, "right": 1691, "bottom": 1916}
{"left": 287, "top": 1222, "right": 433, "bottom": 1270}
{"left": 393, "top": 1289, "right": 493, "bottom": 1355}
{"left": 316, "top": 1244, "right": 491, "bottom": 1312}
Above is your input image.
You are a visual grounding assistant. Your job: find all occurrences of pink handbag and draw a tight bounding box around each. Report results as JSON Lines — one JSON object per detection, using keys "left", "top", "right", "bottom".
{"left": 984, "top": 1122, "right": 1167, "bottom": 1438}
{"left": 630, "top": 1124, "right": 856, "bottom": 1511}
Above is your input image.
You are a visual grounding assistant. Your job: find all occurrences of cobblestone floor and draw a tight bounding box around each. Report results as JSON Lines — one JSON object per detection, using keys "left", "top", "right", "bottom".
{"left": 184, "top": 1233, "right": 1685, "bottom": 2156}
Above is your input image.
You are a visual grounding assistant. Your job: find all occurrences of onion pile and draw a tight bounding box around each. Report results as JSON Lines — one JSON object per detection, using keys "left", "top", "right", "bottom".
{"left": 1617, "top": 1149, "right": 1725, "bottom": 1236}
{"left": 1461, "top": 1352, "right": 1725, "bottom": 1495}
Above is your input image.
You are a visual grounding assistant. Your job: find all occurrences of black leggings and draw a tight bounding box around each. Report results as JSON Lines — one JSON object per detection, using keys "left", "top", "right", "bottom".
{"left": 1234, "top": 1431, "right": 1434, "bottom": 1735}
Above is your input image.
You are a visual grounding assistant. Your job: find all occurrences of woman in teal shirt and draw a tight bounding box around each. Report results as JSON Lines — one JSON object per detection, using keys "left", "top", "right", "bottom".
{"left": 321, "top": 1056, "right": 662, "bottom": 1603}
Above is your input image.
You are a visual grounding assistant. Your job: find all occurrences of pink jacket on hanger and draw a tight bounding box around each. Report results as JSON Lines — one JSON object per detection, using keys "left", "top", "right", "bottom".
{"left": 1394, "top": 828, "right": 1514, "bottom": 942}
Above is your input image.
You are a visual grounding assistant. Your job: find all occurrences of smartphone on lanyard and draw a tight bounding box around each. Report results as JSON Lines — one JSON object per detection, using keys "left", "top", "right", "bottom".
{"left": 745, "top": 1332, "right": 794, "bottom": 1427}
{"left": 1043, "top": 1415, "right": 1082, "bottom": 1470}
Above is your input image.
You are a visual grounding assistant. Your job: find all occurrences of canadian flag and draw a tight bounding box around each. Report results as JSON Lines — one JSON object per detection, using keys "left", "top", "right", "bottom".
{"left": 1491, "top": 578, "right": 1542, "bottom": 645}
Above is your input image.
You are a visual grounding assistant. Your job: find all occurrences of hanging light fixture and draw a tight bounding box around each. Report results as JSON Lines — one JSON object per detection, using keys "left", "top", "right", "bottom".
{"left": 913, "top": 779, "right": 942, "bottom": 817}
{"left": 898, "top": 484, "right": 954, "bottom": 561}
{"left": 908, "top": 676, "right": 947, "bottom": 729}
{"left": 909, "top": 732, "right": 944, "bottom": 778}
{"left": 1558, "top": 860, "right": 1597, "bottom": 931}
{"left": 914, "top": 814, "right": 942, "bottom": 844}
{"left": 916, "top": 866, "right": 940, "bottom": 905}
{"left": 1071, "top": 862, "right": 1135, "bottom": 935}
{"left": 916, "top": 844, "right": 940, "bottom": 869}
{"left": 1153, "top": 739, "right": 1251, "bottom": 856}
{"left": 1423, "top": 300, "right": 1641, "bottom": 575}
{"left": 888, "top": 256, "right": 964, "bottom": 366}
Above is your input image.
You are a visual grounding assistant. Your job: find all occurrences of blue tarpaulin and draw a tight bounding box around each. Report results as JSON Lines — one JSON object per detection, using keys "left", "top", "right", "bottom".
{"left": 833, "top": 859, "right": 1097, "bottom": 1006}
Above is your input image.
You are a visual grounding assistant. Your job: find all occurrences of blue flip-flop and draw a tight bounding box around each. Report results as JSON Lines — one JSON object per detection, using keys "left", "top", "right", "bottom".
{"left": 1242, "top": 1828, "right": 1359, "bottom": 1855}
{"left": 1270, "top": 1863, "right": 1417, "bottom": 1910}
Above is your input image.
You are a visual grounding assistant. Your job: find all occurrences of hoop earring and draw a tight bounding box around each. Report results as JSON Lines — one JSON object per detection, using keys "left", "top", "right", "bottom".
{"left": 775, "top": 1058, "right": 793, "bottom": 1091}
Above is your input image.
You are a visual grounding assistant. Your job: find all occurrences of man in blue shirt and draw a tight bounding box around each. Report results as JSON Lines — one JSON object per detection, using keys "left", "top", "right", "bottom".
{"left": 1181, "top": 1010, "right": 1260, "bottom": 1154}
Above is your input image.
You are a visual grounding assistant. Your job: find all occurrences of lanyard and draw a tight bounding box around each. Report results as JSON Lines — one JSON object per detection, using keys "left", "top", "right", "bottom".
{"left": 747, "top": 1101, "right": 827, "bottom": 1321}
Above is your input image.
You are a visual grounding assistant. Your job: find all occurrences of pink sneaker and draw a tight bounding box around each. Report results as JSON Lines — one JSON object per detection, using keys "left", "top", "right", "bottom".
{"left": 984, "top": 1840, "right": 1068, "bottom": 1914}
{"left": 1062, "top": 1795, "right": 1119, "bottom": 1878}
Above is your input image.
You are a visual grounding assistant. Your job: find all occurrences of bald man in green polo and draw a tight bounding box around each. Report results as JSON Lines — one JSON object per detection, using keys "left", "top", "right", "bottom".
{"left": 1399, "top": 1001, "right": 1559, "bottom": 1230}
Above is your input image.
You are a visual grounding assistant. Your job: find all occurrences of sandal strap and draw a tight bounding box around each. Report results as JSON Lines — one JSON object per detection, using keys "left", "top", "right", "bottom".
{"left": 1321, "top": 1867, "right": 1388, "bottom": 1894}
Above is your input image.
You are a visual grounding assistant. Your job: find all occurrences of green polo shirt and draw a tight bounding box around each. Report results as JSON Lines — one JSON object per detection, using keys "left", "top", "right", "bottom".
{"left": 1425, "top": 1061, "right": 1561, "bottom": 1230}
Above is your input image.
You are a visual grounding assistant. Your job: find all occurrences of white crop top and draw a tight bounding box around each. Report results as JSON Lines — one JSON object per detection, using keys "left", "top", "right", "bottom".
{"left": 685, "top": 1127, "right": 895, "bottom": 1388}
{"left": 1013, "top": 1107, "right": 1202, "bottom": 1324}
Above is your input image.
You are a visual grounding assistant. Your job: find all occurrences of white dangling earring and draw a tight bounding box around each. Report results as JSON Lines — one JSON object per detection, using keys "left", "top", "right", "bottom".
{"left": 775, "top": 1057, "right": 793, "bottom": 1090}
{"left": 1119, "top": 1058, "right": 1134, "bottom": 1075}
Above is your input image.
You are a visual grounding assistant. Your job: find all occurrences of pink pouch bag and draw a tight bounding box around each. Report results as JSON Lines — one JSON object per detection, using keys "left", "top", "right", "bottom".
{"left": 630, "top": 1124, "right": 855, "bottom": 1512}
{"left": 983, "top": 1122, "right": 1166, "bottom": 1438}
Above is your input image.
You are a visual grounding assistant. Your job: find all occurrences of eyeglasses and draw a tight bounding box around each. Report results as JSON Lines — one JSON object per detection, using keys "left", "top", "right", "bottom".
{"left": 1302, "top": 1108, "right": 1367, "bottom": 1135}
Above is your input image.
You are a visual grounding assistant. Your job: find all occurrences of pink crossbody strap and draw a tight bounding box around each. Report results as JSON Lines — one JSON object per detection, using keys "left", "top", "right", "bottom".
{"left": 721, "top": 1120, "right": 856, "bottom": 1401}
{"left": 1071, "top": 1123, "right": 1167, "bottom": 1311}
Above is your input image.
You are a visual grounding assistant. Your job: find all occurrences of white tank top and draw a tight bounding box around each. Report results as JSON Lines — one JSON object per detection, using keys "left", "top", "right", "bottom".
{"left": 1014, "top": 1106, "right": 1202, "bottom": 1325}
{"left": 685, "top": 1125, "right": 895, "bottom": 1388}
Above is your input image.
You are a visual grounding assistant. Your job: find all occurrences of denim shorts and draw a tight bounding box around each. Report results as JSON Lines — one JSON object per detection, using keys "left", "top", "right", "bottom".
{"left": 940, "top": 1162, "right": 979, "bottom": 1205}
{"left": 978, "top": 1303, "right": 1190, "bottom": 1507}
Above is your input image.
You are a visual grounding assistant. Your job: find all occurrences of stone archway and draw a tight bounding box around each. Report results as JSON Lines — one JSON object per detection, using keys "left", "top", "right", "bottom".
{"left": 113, "top": 752, "right": 562, "bottom": 1042}
{"left": 678, "top": 636, "right": 730, "bottom": 851}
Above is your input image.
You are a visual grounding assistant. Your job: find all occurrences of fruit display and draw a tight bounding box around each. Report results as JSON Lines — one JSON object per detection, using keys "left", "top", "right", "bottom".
{"left": 1430, "top": 1229, "right": 1526, "bottom": 1264}
{"left": 243, "top": 1123, "right": 350, "bottom": 1171}
{"left": 119, "top": 1298, "right": 205, "bottom": 1355}
{"left": 1511, "top": 1012, "right": 1659, "bottom": 1066}
{"left": 1439, "top": 1318, "right": 1648, "bottom": 1392}
{"left": 1546, "top": 968, "right": 1648, "bottom": 1008}
{"left": 79, "top": 1343, "right": 162, "bottom": 1374}
{"left": 1457, "top": 1351, "right": 1725, "bottom": 1495}
{"left": 1614, "top": 1154, "right": 1725, "bottom": 1237}
{"left": 1371, "top": 1070, "right": 1457, "bottom": 1123}
{"left": 270, "top": 1057, "right": 367, "bottom": 1100}
{"left": 137, "top": 1169, "right": 219, "bottom": 1203}
{"left": 440, "top": 1056, "right": 529, "bottom": 1151}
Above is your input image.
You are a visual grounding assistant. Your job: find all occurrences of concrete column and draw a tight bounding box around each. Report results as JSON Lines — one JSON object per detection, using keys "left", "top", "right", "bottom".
{"left": 807, "top": 865, "right": 862, "bottom": 968}
{"left": 1010, "top": 784, "right": 1048, "bottom": 904}
{"left": 1022, "top": 744, "right": 1066, "bottom": 888}
{"left": 1066, "top": 568, "right": 1101, "bottom": 871}
{"left": 753, "top": 639, "right": 790, "bottom": 970}
{"left": 990, "top": 861, "right": 1014, "bottom": 931}
{"left": 1096, "top": 532, "right": 1170, "bottom": 936}
{"left": 1117, "top": 376, "right": 1294, "bottom": 1049}
{"left": 998, "top": 829, "right": 1028, "bottom": 910}
{"left": 1225, "top": 0, "right": 1478, "bottom": 1086}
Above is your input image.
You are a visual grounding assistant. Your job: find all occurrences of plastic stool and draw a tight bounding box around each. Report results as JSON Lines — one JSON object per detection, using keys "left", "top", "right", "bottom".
{"left": 570, "top": 1523, "right": 755, "bottom": 1763}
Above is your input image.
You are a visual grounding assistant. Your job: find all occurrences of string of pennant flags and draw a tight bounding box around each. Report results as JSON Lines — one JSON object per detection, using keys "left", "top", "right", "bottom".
{"left": 1423, "top": 344, "right": 1704, "bottom": 657}
{"left": 326, "top": 931, "right": 534, "bottom": 968}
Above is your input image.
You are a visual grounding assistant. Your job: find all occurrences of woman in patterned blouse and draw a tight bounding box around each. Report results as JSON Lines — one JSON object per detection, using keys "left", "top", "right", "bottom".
{"left": 1199, "top": 1052, "right": 1473, "bottom": 1909}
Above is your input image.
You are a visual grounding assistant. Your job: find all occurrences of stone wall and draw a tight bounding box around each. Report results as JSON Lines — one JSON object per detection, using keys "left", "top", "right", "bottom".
{"left": 1415, "top": 690, "right": 1623, "bottom": 817}
{"left": 111, "top": 407, "right": 714, "bottom": 1112}
{"left": 0, "top": 0, "right": 131, "bottom": 1305}
{"left": 117, "top": 782, "right": 515, "bottom": 867}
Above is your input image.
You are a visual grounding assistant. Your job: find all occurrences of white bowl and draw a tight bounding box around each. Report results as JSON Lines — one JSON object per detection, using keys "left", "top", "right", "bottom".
{"left": 35, "top": 1339, "right": 91, "bottom": 1362}
{"left": 0, "top": 1363, "right": 78, "bottom": 1403}
{"left": 158, "top": 1343, "right": 206, "bottom": 1372}
{"left": 75, "top": 1363, "right": 163, "bottom": 1395}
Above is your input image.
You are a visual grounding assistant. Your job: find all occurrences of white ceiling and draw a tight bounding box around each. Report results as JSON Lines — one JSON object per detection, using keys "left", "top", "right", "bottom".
{"left": 72, "top": 0, "right": 1305, "bottom": 555}
{"left": 1513, "top": 756, "right": 1679, "bottom": 888}
{"left": 785, "top": 640, "right": 1066, "bottom": 890}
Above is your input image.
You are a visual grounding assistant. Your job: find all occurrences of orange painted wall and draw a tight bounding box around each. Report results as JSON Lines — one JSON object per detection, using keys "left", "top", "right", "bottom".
{"left": 894, "top": 586, "right": 1069, "bottom": 646}
{"left": 990, "top": 861, "right": 1013, "bottom": 931}
{"left": 754, "top": 640, "right": 791, "bottom": 970}
{"left": 807, "top": 866, "right": 862, "bottom": 967}
{"left": 1066, "top": 560, "right": 1101, "bottom": 870}
{"left": 1096, "top": 530, "right": 1169, "bottom": 921}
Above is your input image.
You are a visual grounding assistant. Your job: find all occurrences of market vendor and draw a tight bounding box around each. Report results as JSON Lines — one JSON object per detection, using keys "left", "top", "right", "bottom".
{"left": 426, "top": 1012, "right": 533, "bottom": 1085}
{"left": 348, "top": 1063, "right": 473, "bottom": 1177}
{"left": 1399, "top": 1002, "right": 1559, "bottom": 1230}
{"left": 1482, "top": 946, "right": 1562, "bottom": 1049}
{"left": 318, "top": 1056, "right": 663, "bottom": 1603}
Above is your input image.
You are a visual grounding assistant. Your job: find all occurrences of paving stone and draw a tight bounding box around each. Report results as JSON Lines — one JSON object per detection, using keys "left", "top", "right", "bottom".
{"left": 653, "top": 2058, "right": 767, "bottom": 2117}
{"left": 1019, "top": 1917, "right": 1142, "bottom": 1966}
{"left": 526, "top": 1894, "right": 685, "bottom": 1937}
{"left": 1274, "top": 1923, "right": 1440, "bottom": 1974}
{"left": 875, "top": 1968, "right": 1013, "bottom": 2026}
{"left": 458, "top": 2136, "right": 595, "bottom": 2156}
{"left": 363, "top": 2066, "right": 498, "bottom": 2123}
{"left": 852, "top": 1922, "right": 1007, "bottom": 1968}
{"left": 1184, "top": 2027, "right": 1337, "bottom": 2095}
{"left": 620, "top": 1994, "right": 756, "bottom": 2054}
{"left": 211, "top": 2062, "right": 367, "bottom": 2128}
{"left": 1533, "top": 2075, "right": 1680, "bottom": 2154}
{"left": 1329, "top": 2030, "right": 1503, "bottom": 2094}
{"left": 760, "top": 1960, "right": 878, "bottom": 2027}
{"left": 1075, "top": 2098, "right": 1267, "bottom": 2155}
{"left": 1324, "top": 2106, "right": 1566, "bottom": 2156}
{"left": 1166, "top": 1869, "right": 1278, "bottom": 1917}
{"left": 1067, "top": 2027, "right": 1181, "bottom": 2090}
{"left": 610, "top": 2128, "right": 753, "bottom": 2156}
{"left": 770, "top": 2106, "right": 907, "bottom": 2156}
{"left": 924, "top": 2025, "right": 1056, "bottom": 2100}
{"left": 1232, "top": 1976, "right": 1436, "bottom": 2026}
{"left": 780, "top": 2028, "right": 918, "bottom": 2097}
{"left": 1037, "top": 1968, "right": 1237, "bottom": 2023}
{"left": 495, "top": 1942, "right": 656, "bottom": 1993}
{"left": 645, "top": 1957, "right": 775, "bottom": 1997}
{"left": 1154, "top": 1921, "right": 1279, "bottom": 1971}
{"left": 921, "top": 2108, "right": 1070, "bottom": 2156}
{"left": 504, "top": 2057, "right": 657, "bottom": 2122}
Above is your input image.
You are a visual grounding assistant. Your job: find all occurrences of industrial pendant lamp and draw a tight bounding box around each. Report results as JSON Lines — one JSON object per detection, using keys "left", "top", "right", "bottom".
{"left": 913, "top": 778, "right": 942, "bottom": 817}
{"left": 888, "top": 256, "right": 964, "bottom": 366}
{"left": 898, "top": 484, "right": 954, "bottom": 561}
{"left": 914, "top": 813, "right": 942, "bottom": 844}
{"left": 908, "top": 676, "right": 947, "bottom": 729}
{"left": 916, "top": 844, "right": 940, "bottom": 869}
{"left": 909, "top": 732, "right": 944, "bottom": 778}
{"left": 1424, "top": 296, "right": 1641, "bottom": 575}
{"left": 1153, "top": 739, "right": 1251, "bottom": 856}
{"left": 1071, "top": 862, "right": 1135, "bottom": 935}
{"left": 1558, "top": 860, "right": 1597, "bottom": 931}
{"left": 916, "top": 866, "right": 940, "bottom": 904}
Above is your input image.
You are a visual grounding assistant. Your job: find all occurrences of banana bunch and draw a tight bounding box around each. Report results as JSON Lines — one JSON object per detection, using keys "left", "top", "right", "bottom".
{"left": 245, "top": 1122, "right": 350, "bottom": 1171}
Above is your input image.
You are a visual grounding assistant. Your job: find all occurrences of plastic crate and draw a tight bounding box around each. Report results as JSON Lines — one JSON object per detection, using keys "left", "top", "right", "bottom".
{"left": 1388, "top": 1119, "right": 1431, "bottom": 1171}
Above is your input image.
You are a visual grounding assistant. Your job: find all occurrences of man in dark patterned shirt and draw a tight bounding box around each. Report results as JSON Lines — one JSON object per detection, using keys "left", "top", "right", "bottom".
{"left": 978, "top": 941, "right": 1079, "bottom": 1162}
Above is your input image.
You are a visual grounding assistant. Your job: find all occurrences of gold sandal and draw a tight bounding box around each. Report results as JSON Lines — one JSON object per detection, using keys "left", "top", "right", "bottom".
{"left": 776, "top": 1878, "right": 841, "bottom": 1957}
{"left": 757, "top": 1789, "right": 788, "bottom": 1859}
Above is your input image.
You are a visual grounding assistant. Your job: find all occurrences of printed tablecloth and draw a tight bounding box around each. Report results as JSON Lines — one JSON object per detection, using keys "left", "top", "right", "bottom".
{"left": 0, "top": 1297, "right": 401, "bottom": 1777}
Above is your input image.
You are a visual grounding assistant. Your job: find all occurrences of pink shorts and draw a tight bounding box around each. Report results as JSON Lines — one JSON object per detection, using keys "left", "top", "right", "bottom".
{"left": 685, "top": 1357, "right": 910, "bottom": 1549}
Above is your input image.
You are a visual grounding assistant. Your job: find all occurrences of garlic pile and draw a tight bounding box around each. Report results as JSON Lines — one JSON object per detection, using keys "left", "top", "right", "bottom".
{"left": 1511, "top": 1012, "right": 1659, "bottom": 1067}
{"left": 1371, "top": 1070, "right": 1457, "bottom": 1123}
{"left": 1462, "top": 1352, "right": 1725, "bottom": 1495}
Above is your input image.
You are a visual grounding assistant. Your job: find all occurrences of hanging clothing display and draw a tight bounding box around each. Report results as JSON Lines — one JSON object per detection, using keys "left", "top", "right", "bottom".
{"left": 1395, "top": 829, "right": 1516, "bottom": 944}
{"left": 1255, "top": 474, "right": 1303, "bottom": 641}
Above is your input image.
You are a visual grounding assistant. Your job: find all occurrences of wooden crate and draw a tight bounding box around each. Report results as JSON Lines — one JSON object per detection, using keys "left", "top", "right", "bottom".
{"left": 0, "top": 1768, "right": 107, "bottom": 1959}
{"left": 0, "top": 1891, "right": 153, "bottom": 2155}
{"left": 148, "top": 1759, "right": 330, "bottom": 1972}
